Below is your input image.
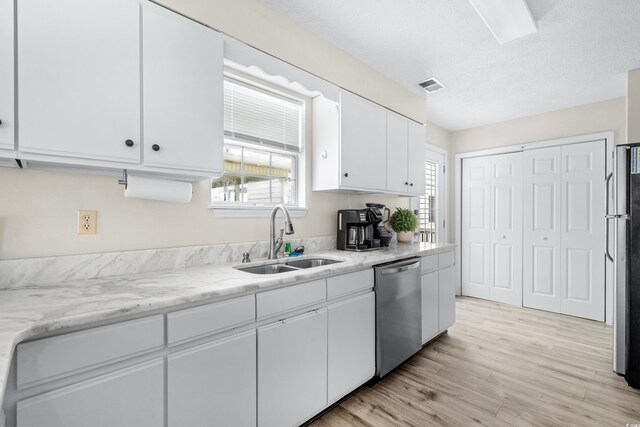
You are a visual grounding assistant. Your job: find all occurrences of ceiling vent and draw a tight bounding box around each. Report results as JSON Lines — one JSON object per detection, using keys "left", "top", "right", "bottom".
{"left": 419, "top": 78, "right": 446, "bottom": 93}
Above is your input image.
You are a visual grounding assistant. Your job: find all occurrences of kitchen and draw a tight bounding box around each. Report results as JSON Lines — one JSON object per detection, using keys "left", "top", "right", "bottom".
{"left": 0, "top": 0, "right": 639, "bottom": 426}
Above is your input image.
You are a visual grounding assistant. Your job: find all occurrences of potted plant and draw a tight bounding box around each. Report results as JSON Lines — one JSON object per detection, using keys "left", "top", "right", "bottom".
{"left": 389, "top": 207, "right": 418, "bottom": 243}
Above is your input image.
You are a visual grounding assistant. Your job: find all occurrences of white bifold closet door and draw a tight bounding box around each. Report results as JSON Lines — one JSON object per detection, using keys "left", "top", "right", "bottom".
{"left": 462, "top": 153, "right": 522, "bottom": 305}
{"left": 521, "top": 141, "right": 606, "bottom": 321}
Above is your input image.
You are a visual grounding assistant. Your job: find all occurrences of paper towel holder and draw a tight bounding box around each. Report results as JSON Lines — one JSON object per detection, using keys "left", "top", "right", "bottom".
{"left": 118, "top": 170, "right": 128, "bottom": 188}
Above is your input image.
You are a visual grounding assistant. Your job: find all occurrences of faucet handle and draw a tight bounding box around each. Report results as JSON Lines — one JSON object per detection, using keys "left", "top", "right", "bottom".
{"left": 242, "top": 252, "right": 251, "bottom": 263}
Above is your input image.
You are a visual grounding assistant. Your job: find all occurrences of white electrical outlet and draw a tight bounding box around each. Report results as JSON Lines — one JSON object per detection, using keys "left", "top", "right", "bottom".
{"left": 78, "top": 210, "right": 97, "bottom": 235}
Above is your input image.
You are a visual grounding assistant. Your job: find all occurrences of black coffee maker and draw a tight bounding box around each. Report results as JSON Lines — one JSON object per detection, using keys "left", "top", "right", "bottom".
{"left": 366, "top": 203, "right": 393, "bottom": 246}
{"left": 336, "top": 209, "right": 381, "bottom": 251}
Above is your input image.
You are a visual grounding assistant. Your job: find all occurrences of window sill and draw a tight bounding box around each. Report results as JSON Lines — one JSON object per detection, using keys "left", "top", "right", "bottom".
{"left": 209, "top": 205, "right": 308, "bottom": 218}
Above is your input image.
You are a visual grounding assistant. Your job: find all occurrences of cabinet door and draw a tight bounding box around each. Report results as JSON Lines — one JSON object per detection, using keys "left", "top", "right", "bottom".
{"left": 168, "top": 330, "right": 256, "bottom": 427}
{"left": 421, "top": 271, "right": 439, "bottom": 344}
{"left": 0, "top": 0, "right": 14, "bottom": 152}
{"left": 17, "top": 359, "right": 164, "bottom": 427}
{"left": 258, "top": 309, "right": 327, "bottom": 427}
{"left": 407, "top": 121, "right": 427, "bottom": 196}
{"left": 142, "top": 1, "right": 223, "bottom": 174}
{"left": 339, "top": 91, "right": 386, "bottom": 190}
{"left": 386, "top": 112, "right": 408, "bottom": 193}
{"left": 438, "top": 266, "right": 456, "bottom": 332}
{"left": 328, "top": 292, "right": 375, "bottom": 404}
{"left": 17, "top": 0, "right": 141, "bottom": 163}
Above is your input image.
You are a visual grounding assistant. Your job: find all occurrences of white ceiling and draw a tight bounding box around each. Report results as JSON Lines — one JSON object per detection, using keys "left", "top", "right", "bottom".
{"left": 258, "top": 0, "right": 640, "bottom": 131}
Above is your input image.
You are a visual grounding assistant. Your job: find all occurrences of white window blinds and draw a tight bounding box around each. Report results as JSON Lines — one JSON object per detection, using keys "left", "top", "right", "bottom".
{"left": 224, "top": 77, "right": 302, "bottom": 152}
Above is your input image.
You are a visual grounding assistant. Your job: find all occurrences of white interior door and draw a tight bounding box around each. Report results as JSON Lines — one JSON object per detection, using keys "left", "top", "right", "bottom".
{"left": 489, "top": 153, "right": 523, "bottom": 305}
{"left": 561, "top": 141, "right": 606, "bottom": 321}
{"left": 462, "top": 156, "right": 491, "bottom": 299}
{"left": 523, "top": 147, "right": 562, "bottom": 313}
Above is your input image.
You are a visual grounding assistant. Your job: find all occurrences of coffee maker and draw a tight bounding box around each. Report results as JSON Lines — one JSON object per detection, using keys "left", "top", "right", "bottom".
{"left": 366, "top": 203, "right": 393, "bottom": 246}
{"left": 336, "top": 209, "right": 380, "bottom": 251}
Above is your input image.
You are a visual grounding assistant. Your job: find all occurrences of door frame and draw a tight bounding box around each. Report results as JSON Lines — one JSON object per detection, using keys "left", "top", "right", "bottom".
{"left": 411, "top": 143, "right": 448, "bottom": 243}
{"left": 454, "top": 131, "right": 615, "bottom": 324}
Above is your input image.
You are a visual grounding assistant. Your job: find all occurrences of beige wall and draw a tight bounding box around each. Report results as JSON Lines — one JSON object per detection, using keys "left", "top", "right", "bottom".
{"left": 0, "top": 0, "right": 426, "bottom": 260}
{"left": 448, "top": 97, "right": 626, "bottom": 244}
{"left": 157, "top": 0, "right": 427, "bottom": 124}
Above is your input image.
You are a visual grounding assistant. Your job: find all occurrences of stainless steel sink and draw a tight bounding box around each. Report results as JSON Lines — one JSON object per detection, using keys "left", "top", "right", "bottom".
{"left": 285, "top": 258, "right": 342, "bottom": 269}
{"left": 234, "top": 257, "right": 343, "bottom": 274}
{"left": 236, "top": 264, "right": 298, "bottom": 275}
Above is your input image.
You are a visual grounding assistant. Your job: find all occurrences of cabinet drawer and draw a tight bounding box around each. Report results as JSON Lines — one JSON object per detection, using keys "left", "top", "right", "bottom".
{"left": 438, "top": 251, "right": 455, "bottom": 268}
{"left": 257, "top": 279, "right": 326, "bottom": 320}
{"left": 17, "top": 315, "right": 164, "bottom": 388}
{"left": 167, "top": 295, "right": 255, "bottom": 346}
{"left": 421, "top": 255, "right": 439, "bottom": 274}
{"left": 327, "top": 269, "right": 374, "bottom": 299}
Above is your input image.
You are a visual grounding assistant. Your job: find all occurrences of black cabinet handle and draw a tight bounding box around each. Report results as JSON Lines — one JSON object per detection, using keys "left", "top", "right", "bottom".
{"left": 344, "top": 173, "right": 349, "bottom": 177}
{"left": 125, "top": 139, "right": 134, "bottom": 147}
{"left": 410, "top": 183, "right": 414, "bottom": 187}
{"left": 404, "top": 182, "right": 409, "bottom": 186}
{"left": 152, "top": 144, "right": 160, "bottom": 152}
{"left": 0, "top": 119, "right": 3, "bottom": 126}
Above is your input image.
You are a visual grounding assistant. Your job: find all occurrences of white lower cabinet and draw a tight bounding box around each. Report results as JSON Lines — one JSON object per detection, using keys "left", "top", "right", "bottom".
{"left": 421, "top": 271, "right": 439, "bottom": 343}
{"left": 438, "top": 266, "right": 456, "bottom": 331}
{"left": 17, "top": 359, "right": 164, "bottom": 427}
{"left": 167, "top": 330, "right": 256, "bottom": 427}
{"left": 258, "top": 309, "right": 328, "bottom": 427}
{"left": 421, "top": 250, "right": 456, "bottom": 344}
{"left": 328, "top": 292, "right": 375, "bottom": 404}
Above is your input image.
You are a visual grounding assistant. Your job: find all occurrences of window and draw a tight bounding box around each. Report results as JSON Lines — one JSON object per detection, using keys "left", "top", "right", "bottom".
{"left": 415, "top": 146, "right": 447, "bottom": 243}
{"left": 419, "top": 160, "right": 439, "bottom": 242}
{"left": 211, "top": 74, "right": 305, "bottom": 211}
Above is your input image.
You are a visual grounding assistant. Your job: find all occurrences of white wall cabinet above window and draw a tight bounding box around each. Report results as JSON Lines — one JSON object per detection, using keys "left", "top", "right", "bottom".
{"left": 312, "top": 91, "right": 425, "bottom": 196}
{"left": 15, "top": 0, "right": 223, "bottom": 180}
{"left": 0, "top": 0, "right": 15, "bottom": 157}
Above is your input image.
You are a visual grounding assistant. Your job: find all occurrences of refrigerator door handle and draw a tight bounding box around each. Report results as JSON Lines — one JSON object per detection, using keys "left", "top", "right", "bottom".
{"left": 606, "top": 172, "right": 615, "bottom": 262}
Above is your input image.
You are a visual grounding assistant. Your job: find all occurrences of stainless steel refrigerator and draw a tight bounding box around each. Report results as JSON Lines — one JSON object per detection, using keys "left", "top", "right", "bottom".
{"left": 612, "top": 144, "right": 640, "bottom": 388}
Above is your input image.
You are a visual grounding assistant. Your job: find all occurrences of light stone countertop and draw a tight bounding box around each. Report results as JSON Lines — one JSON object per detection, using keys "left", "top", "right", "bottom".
{"left": 0, "top": 242, "right": 455, "bottom": 404}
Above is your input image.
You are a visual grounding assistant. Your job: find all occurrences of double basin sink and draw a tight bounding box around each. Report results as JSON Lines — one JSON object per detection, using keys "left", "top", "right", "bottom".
{"left": 235, "top": 257, "right": 343, "bottom": 275}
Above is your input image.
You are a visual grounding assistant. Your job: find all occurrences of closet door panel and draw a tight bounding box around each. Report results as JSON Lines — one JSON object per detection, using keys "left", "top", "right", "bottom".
{"left": 561, "top": 141, "right": 606, "bottom": 321}
{"left": 523, "top": 147, "right": 562, "bottom": 313}
{"left": 461, "top": 156, "right": 491, "bottom": 299}
{"left": 489, "top": 153, "right": 523, "bottom": 306}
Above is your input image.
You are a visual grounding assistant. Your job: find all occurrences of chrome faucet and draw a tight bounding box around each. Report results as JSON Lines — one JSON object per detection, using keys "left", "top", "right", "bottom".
{"left": 268, "top": 204, "right": 295, "bottom": 259}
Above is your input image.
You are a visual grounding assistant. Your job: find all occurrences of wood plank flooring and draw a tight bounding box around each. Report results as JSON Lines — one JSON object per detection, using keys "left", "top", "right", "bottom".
{"left": 312, "top": 297, "right": 640, "bottom": 426}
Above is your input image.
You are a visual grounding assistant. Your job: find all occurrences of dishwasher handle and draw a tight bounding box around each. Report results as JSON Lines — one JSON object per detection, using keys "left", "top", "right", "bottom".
{"left": 379, "top": 260, "right": 421, "bottom": 275}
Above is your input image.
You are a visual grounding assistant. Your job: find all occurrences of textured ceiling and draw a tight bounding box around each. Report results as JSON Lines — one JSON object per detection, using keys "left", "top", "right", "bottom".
{"left": 258, "top": 0, "right": 640, "bottom": 131}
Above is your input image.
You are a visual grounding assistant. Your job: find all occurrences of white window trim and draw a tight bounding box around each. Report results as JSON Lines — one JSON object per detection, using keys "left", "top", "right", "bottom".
{"left": 209, "top": 68, "right": 309, "bottom": 218}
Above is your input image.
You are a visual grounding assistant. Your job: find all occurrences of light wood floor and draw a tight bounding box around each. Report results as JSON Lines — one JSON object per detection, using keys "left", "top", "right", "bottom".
{"left": 312, "top": 296, "right": 640, "bottom": 426}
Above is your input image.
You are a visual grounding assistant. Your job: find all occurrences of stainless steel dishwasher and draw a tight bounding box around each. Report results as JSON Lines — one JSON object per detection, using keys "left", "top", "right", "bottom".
{"left": 374, "top": 257, "right": 422, "bottom": 378}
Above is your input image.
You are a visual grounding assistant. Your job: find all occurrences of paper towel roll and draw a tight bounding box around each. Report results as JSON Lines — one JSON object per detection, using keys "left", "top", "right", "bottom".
{"left": 124, "top": 175, "right": 193, "bottom": 203}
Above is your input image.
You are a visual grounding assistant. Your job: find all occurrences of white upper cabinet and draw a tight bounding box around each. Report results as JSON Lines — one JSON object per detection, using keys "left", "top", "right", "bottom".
{"left": 0, "top": 0, "right": 14, "bottom": 153}
{"left": 339, "top": 91, "right": 387, "bottom": 190}
{"left": 313, "top": 91, "right": 425, "bottom": 196}
{"left": 17, "top": 0, "right": 141, "bottom": 164}
{"left": 142, "top": 1, "right": 223, "bottom": 175}
{"left": 386, "top": 111, "right": 409, "bottom": 193}
{"left": 407, "top": 120, "right": 427, "bottom": 196}
{"left": 15, "top": 0, "right": 224, "bottom": 178}
{"left": 386, "top": 112, "right": 426, "bottom": 196}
